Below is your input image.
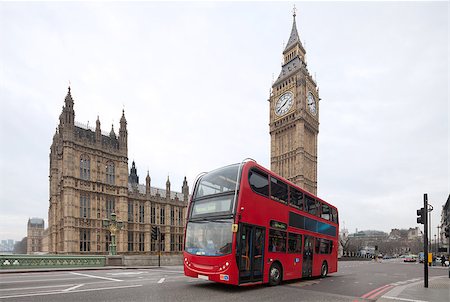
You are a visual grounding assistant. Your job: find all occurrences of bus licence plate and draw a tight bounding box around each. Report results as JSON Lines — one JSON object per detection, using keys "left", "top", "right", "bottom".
{"left": 198, "top": 274, "right": 209, "bottom": 280}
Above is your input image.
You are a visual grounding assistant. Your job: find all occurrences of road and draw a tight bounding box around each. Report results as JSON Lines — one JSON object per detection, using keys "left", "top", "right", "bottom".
{"left": 0, "top": 259, "right": 447, "bottom": 301}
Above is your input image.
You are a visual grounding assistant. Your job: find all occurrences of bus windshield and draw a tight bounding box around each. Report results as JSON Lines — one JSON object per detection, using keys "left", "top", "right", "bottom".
{"left": 185, "top": 219, "right": 233, "bottom": 256}
{"left": 194, "top": 164, "right": 240, "bottom": 199}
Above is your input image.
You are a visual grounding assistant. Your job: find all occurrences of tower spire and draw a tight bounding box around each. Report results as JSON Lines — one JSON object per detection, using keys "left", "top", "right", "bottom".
{"left": 284, "top": 7, "right": 303, "bottom": 53}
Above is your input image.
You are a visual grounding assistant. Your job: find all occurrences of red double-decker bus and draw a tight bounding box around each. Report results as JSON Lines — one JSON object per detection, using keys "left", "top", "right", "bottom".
{"left": 184, "top": 160, "right": 338, "bottom": 286}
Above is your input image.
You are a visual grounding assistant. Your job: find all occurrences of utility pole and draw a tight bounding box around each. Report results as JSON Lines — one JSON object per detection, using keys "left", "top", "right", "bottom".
{"left": 151, "top": 226, "right": 160, "bottom": 267}
{"left": 158, "top": 227, "right": 161, "bottom": 267}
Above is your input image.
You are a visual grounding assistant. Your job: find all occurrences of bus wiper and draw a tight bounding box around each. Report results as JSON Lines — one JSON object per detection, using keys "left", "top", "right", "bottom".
{"left": 205, "top": 217, "right": 233, "bottom": 223}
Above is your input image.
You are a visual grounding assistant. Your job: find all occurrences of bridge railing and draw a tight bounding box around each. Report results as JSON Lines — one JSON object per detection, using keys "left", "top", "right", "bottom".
{"left": 0, "top": 254, "right": 106, "bottom": 269}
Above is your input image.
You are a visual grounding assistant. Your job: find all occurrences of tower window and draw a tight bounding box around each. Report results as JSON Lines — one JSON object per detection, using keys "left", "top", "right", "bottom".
{"left": 106, "top": 162, "right": 115, "bottom": 184}
{"left": 106, "top": 197, "right": 115, "bottom": 218}
{"left": 128, "top": 231, "right": 134, "bottom": 252}
{"left": 80, "top": 193, "right": 90, "bottom": 218}
{"left": 170, "top": 206, "right": 175, "bottom": 225}
{"left": 139, "top": 232, "right": 145, "bottom": 251}
{"left": 160, "top": 207, "right": 165, "bottom": 225}
{"left": 151, "top": 204, "right": 156, "bottom": 224}
{"left": 139, "top": 202, "right": 145, "bottom": 223}
{"left": 80, "top": 155, "right": 90, "bottom": 180}
{"left": 80, "top": 229, "right": 91, "bottom": 252}
{"left": 128, "top": 202, "right": 134, "bottom": 222}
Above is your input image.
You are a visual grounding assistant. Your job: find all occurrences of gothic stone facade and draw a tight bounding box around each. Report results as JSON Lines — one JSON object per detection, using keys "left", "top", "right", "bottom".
{"left": 49, "top": 88, "right": 188, "bottom": 255}
{"left": 269, "top": 12, "right": 319, "bottom": 195}
{"left": 27, "top": 218, "right": 45, "bottom": 254}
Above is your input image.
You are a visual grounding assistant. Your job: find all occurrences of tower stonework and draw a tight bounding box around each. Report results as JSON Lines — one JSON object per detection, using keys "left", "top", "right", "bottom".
{"left": 48, "top": 87, "right": 188, "bottom": 255}
{"left": 269, "top": 11, "right": 319, "bottom": 195}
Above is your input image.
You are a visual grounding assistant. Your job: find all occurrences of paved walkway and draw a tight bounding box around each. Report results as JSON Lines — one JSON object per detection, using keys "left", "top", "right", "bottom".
{"left": 377, "top": 275, "right": 449, "bottom": 302}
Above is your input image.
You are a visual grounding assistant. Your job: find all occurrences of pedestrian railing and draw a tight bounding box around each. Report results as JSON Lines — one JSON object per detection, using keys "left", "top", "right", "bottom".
{"left": 0, "top": 254, "right": 106, "bottom": 269}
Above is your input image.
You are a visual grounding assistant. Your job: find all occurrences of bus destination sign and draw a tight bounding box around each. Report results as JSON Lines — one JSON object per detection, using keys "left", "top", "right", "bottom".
{"left": 270, "top": 220, "right": 287, "bottom": 230}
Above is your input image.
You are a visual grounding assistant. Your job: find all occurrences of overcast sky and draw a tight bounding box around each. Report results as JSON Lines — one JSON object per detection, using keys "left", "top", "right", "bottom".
{"left": 0, "top": 1, "right": 448, "bottom": 242}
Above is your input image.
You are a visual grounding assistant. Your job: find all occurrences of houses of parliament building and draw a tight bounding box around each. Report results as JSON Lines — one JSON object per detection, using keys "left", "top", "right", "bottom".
{"left": 47, "top": 88, "right": 189, "bottom": 255}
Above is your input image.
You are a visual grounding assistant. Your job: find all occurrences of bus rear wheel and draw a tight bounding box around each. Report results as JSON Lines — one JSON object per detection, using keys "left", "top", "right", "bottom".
{"left": 320, "top": 262, "right": 328, "bottom": 278}
{"left": 268, "top": 263, "right": 282, "bottom": 286}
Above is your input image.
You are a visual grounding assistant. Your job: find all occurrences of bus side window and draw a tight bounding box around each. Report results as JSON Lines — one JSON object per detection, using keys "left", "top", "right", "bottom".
{"left": 305, "top": 195, "right": 317, "bottom": 216}
{"left": 269, "top": 229, "right": 286, "bottom": 253}
{"left": 315, "top": 238, "right": 320, "bottom": 254}
{"left": 331, "top": 208, "right": 338, "bottom": 224}
{"left": 321, "top": 204, "right": 331, "bottom": 221}
{"left": 270, "top": 177, "right": 288, "bottom": 203}
{"left": 249, "top": 169, "right": 269, "bottom": 197}
{"left": 289, "top": 187, "right": 304, "bottom": 210}
{"left": 288, "top": 233, "right": 302, "bottom": 253}
{"left": 317, "top": 239, "right": 332, "bottom": 254}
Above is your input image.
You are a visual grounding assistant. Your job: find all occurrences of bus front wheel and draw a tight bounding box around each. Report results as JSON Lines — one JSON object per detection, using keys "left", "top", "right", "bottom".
{"left": 268, "top": 263, "right": 282, "bottom": 286}
{"left": 320, "top": 262, "right": 328, "bottom": 278}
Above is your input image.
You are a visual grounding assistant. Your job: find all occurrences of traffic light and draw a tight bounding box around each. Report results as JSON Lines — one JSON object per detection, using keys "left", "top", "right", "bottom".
{"left": 151, "top": 226, "right": 158, "bottom": 240}
{"left": 445, "top": 226, "right": 449, "bottom": 238}
{"left": 416, "top": 208, "right": 425, "bottom": 224}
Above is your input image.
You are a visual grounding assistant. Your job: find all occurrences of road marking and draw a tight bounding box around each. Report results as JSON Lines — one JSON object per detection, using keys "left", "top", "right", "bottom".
{"left": 0, "top": 284, "right": 71, "bottom": 292}
{"left": 157, "top": 278, "right": 165, "bottom": 283}
{"left": 141, "top": 268, "right": 183, "bottom": 274}
{"left": 361, "top": 284, "right": 392, "bottom": 299}
{"left": 70, "top": 272, "right": 122, "bottom": 282}
{"left": 0, "top": 284, "right": 142, "bottom": 299}
{"left": 108, "top": 272, "right": 145, "bottom": 276}
{"left": 366, "top": 285, "right": 393, "bottom": 300}
{"left": 63, "top": 284, "right": 84, "bottom": 292}
{"left": 0, "top": 277, "right": 82, "bottom": 284}
{"left": 381, "top": 296, "right": 428, "bottom": 302}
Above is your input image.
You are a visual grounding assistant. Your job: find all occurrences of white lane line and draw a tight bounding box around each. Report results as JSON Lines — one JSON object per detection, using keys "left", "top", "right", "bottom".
{"left": 63, "top": 284, "right": 84, "bottom": 292}
{"left": 0, "top": 277, "right": 83, "bottom": 284}
{"left": 0, "top": 284, "right": 142, "bottom": 300}
{"left": 0, "top": 284, "right": 71, "bottom": 292}
{"left": 381, "top": 296, "right": 428, "bottom": 302}
{"left": 70, "top": 272, "right": 122, "bottom": 282}
{"left": 157, "top": 278, "right": 165, "bottom": 284}
{"left": 108, "top": 272, "right": 145, "bottom": 276}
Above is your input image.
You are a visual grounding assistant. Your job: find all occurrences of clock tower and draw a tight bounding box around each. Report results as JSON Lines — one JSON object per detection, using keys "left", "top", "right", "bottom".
{"left": 269, "top": 10, "right": 319, "bottom": 195}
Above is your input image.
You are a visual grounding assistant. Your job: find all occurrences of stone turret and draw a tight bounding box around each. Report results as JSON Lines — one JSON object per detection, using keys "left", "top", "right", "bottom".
{"left": 119, "top": 110, "right": 128, "bottom": 152}
{"left": 146, "top": 171, "right": 151, "bottom": 195}
{"left": 182, "top": 177, "right": 189, "bottom": 202}
{"left": 166, "top": 176, "right": 171, "bottom": 199}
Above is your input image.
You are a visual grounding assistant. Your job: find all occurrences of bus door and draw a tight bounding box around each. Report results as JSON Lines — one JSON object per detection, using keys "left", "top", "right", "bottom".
{"left": 302, "top": 235, "right": 313, "bottom": 278}
{"left": 237, "top": 224, "right": 265, "bottom": 283}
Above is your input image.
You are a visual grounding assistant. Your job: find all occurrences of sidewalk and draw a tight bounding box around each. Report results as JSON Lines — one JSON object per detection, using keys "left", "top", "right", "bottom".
{"left": 377, "top": 275, "right": 450, "bottom": 302}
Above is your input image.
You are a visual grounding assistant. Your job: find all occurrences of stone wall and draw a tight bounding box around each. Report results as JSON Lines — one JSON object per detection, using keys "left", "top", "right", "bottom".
{"left": 123, "top": 254, "right": 183, "bottom": 266}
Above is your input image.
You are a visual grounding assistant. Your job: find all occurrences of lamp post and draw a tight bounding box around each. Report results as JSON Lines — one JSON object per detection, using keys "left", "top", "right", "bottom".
{"left": 102, "top": 212, "right": 124, "bottom": 256}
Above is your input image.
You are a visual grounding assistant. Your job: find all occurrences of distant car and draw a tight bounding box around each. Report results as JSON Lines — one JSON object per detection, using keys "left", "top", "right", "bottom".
{"left": 404, "top": 256, "right": 416, "bottom": 263}
{"left": 435, "top": 257, "right": 441, "bottom": 264}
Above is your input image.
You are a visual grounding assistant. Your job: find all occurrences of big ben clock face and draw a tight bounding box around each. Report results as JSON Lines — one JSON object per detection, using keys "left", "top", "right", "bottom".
{"left": 307, "top": 91, "right": 317, "bottom": 115}
{"left": 275, "top": 91, "right": 294, "bottom": 116}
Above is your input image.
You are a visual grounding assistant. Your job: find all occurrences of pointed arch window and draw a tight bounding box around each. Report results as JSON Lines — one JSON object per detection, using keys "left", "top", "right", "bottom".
{"left": 80, "top": 155, "right": 90, "bottom": 180}
{"left": 106, "top": 161, "right": 115, "bottom": 184}
{"left": 80, "top": 193, "right": 91, "bottom": 218}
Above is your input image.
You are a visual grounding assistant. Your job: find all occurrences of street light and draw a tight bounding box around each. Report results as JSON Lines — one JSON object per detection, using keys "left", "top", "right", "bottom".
{"left": 102, "top": 212, "right": 124, "bottom": 256}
